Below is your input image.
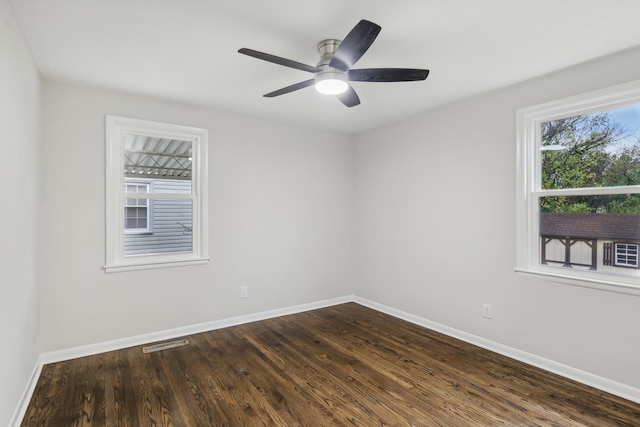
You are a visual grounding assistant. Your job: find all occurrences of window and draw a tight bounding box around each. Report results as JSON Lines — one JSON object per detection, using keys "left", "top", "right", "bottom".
{"left": 516, "top": 80, "right": 640, "bottom": 293}
{"left": 105, "top": 116, "right": 208, "bottom": 273}
{"left": 124, "top": 181, "right": 150, "bottom": 233}
{"left": 615, "top": 243, "right": 639, "bottom": 268}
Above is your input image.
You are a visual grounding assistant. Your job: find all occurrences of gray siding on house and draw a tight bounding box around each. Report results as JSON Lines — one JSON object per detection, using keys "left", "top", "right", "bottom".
{"left": 124, "top": 179, "right": 192, "bottom": 256}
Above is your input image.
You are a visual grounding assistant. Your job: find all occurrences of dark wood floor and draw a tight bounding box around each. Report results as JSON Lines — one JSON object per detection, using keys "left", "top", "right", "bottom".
{"left": 21, "top": 303, "right": 640, "bottom": 426}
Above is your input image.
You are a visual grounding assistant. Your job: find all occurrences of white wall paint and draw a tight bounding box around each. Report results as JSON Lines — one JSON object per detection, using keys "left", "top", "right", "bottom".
{"left": 0, "top": 1, "right": 41, "bottom": 424}
{"left": 39, "top": 82, "right": 355, "bottom": 352}
{"left": 354, "top": 46, "right": 640, "bottom": 389}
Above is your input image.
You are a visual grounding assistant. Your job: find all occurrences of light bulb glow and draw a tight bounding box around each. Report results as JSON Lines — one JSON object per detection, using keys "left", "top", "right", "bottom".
{"left": 315, "top": 71, "right": 348, "bottom": 95}
{"left": 315, "top": 79, "right": 349, "bottom": 95}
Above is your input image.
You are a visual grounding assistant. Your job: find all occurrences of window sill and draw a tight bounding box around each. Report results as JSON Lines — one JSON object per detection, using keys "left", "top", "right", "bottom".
{"left": 104, "top": 257, "right": 209, "bottom": 273}
{"left": 515, "top": 267, "right": 640, "bottom": 296}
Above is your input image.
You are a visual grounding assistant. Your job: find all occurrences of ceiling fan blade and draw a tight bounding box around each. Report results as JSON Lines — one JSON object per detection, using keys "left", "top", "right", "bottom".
{"left": 348, "top": 68, "right": 430, "bottom": 82}
{"left": 329, "top": 20, "right": 381, "bottom": 72}
{"left": 238, "top": 48, "right": 318, "bottom": 73}
{"left": 264, "top": 79, "right": 315, "bottom": 97}
{"left": 337, "top": 86, "right": 361, "bottom": 107}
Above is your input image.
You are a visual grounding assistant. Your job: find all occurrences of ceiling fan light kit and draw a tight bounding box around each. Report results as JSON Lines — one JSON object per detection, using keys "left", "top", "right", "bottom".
{"left": 315, "top": 73, "right": 349, "bottom": 95}
{"left": 238, "top": 20, "right": 429, "bottom": 107}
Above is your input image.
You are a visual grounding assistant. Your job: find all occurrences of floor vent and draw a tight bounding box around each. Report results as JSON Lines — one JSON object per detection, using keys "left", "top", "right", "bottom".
{"left": 142, "top": 339, "right": 189, "bottom": 353}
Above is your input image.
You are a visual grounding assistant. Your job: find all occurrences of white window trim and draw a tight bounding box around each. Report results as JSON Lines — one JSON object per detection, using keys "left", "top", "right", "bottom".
{"left": 105, "top": 116, "right": 209, "bottom": 273}
{"left": 515, "top": 80, "right": 640, "bottom": 296}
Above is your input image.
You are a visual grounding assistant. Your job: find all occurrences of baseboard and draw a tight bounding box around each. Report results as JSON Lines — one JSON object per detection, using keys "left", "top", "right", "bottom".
{"left": 40, "top": 295, "right": 353, "bottom": 365}
{"left": 9, "top": 359, "right": 43, "bottom": 427}
{"left": 353, "top": 296, "right": 640, "bottom": 404}
{"left": 13, "top": 293, "right": 640, "bottom": 426}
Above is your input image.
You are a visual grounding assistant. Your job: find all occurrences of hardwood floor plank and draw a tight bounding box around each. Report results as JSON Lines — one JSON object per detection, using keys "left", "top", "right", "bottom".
{"left": 268, "top": 315, "right": 449, "bottom": 425}
{"left": 244, "top": 323, "right": 397, "bottom": 425}
{"left": 200, "top": 331, "right": 271, "bottom": 425}
{"left": 106, "top": 349, "right": 137, "bottom": 426}
{"left": 129, "top": 347, "right": 179, "bottom": 426}
{"left": 21, "top": 303, "right": 640, "bottom": 426}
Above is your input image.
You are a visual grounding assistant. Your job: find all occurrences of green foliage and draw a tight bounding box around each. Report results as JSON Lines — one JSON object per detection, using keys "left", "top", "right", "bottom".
{"left": 607, "top": 194, "right": 640, "bottom": 213}
{"left": 603, "top": 146, "right": 640, "bottom": 186}
{"left": 540, "top": 197, "right": 595, "bottom": 213}
{"left": 540, "top": 111, "right": 640, "bottom": 214}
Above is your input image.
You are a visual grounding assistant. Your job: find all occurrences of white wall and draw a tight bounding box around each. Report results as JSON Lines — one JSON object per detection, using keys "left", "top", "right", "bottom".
{"left": 39, "top": 82, "right": 355, "bottom": 352}
{"left": 354, "top": 46, "right": 640, "bottom": 390}
{"left": 0, "top": 1, "right": 41, "bottom": 424}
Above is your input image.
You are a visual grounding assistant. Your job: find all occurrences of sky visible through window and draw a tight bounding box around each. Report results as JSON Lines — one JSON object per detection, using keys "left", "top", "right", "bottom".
{"left": 607, "top": 103, "right": 640, "bottom": 152}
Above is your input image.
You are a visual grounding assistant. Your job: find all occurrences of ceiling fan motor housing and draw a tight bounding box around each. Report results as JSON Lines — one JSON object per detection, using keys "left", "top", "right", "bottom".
{"left": 317, "top": 39, "right": 341, "bottom": 66}
{"left": 315, "top": 39, "right": 349, "bottom": 94}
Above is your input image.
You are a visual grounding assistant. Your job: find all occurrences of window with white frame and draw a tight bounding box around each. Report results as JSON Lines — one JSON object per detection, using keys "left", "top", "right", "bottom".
{"left": 105, "top": 116, "right": 208, "bottom": 273}
{"left": 516, "top": 80, "right": 640, "bottom": 293}
{"left": 124, "top": 181, "right": 150, "bottom": 233}
{"left": 615, "top": 243, "right": 639, "bottom": 268}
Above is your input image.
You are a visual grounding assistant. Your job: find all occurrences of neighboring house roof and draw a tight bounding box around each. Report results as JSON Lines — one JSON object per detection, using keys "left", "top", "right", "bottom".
{"left": 540, "top": 213, "right": 640, "bottom": 240}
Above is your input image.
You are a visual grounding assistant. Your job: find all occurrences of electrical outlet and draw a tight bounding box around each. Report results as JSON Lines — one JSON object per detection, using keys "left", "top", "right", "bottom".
{"left": 240, "top": 286, "right": 248, "bottom": 299}
{"left": 482, "top": 304, "right": 492, "bottom": 319}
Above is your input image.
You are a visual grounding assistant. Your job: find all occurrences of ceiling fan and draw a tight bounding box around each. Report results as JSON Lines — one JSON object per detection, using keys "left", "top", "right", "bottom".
{"left": 238, "top": 19, "right": 429, "bottom": 107}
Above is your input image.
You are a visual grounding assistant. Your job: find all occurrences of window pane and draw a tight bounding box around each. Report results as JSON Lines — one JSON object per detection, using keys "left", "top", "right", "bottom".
{"left": 123, "top": 134, "right": 192, "bottom": 192}
{"left": 124, "top": 200, "right": 193, "bottom": 257}
{"left": 124, "top": 206, "right": 148, "bottom": 230}
{"left": 539, "top": 195, "right": 640, "bottom": 276}
{"left": 541, "top": 104, "right": 640, "bottom": 190}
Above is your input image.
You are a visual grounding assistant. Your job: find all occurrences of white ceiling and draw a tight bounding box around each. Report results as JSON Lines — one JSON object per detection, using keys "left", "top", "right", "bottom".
{"left": 9, "top": 0, "right": 640, "bottom": 134}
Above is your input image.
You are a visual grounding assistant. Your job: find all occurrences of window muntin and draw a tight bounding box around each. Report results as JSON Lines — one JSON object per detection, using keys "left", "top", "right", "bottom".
{"left": 105, "top": 116, "right": 208, "bottom": 273}
{"left": 516, "top": 80, "right": 640, "bottom": 292}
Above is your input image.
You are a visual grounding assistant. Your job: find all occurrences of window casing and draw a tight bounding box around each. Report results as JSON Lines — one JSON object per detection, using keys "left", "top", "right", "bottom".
{"left": 105, "top": 116, "right": 208, "bottom": 273}
{"left": 516, "top": 80, "right": 640, "bottom": 294}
